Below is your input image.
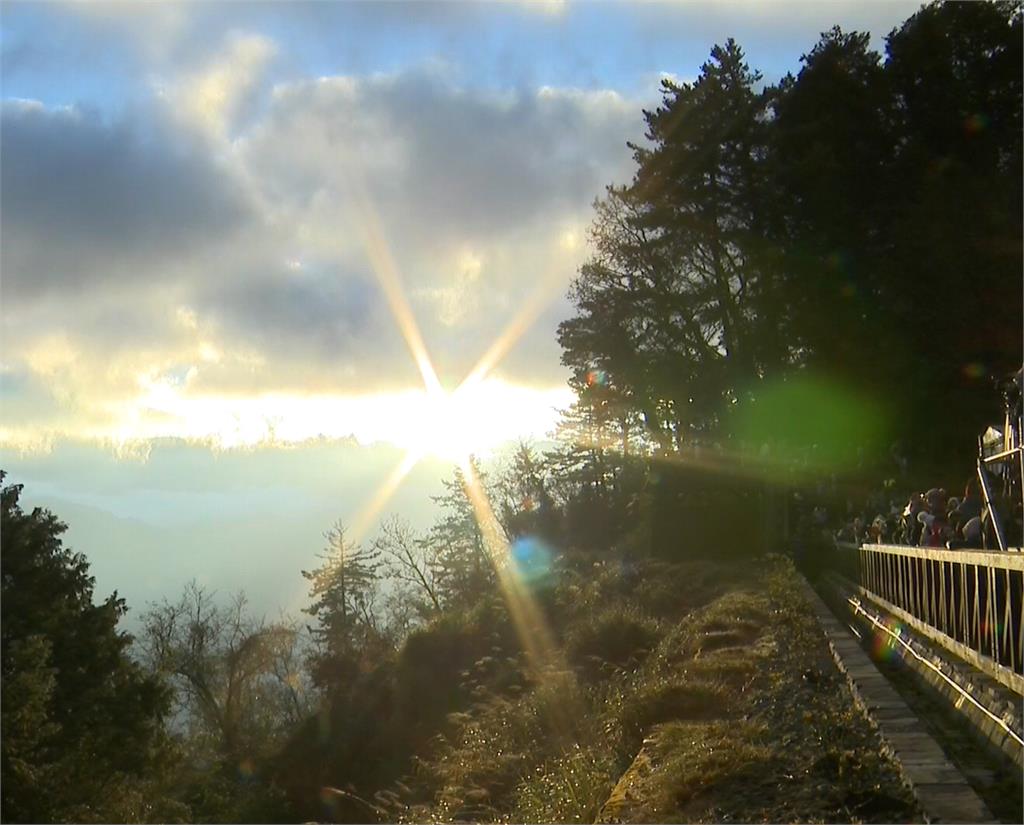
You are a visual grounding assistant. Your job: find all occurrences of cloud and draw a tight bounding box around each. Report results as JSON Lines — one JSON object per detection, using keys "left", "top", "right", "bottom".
{"left": 165, "top": 32, "right": 277, "bottom": 138}
{"left": 2, "top": 53, "right": 643, "bottom": 450}
{"left": 0, "top": 98, "right": 254, "bottom": 302}
{"left": 247, "top": 70, "right": 637, "bottom": 241}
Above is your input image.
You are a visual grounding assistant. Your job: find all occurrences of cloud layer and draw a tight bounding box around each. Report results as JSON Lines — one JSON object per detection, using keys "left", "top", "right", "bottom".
{"left": 2, "top": 1, "right": 925, "bottom": 452}
{"left": 2, "top": 38, "right": 641, "bottom": 450}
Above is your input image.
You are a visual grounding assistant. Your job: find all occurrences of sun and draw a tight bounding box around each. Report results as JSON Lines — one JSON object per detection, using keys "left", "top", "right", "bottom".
{"left": 406, "top": 384, "right": 502, "bottom": 464}
{"left": 396, "top": 379, "right": 573, "bottom": 464}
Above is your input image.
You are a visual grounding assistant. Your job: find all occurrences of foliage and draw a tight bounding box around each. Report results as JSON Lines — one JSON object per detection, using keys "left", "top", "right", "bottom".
{"left": 138, "top": 582, "right": 310, "bottom": 822}
{"left": 422, "top": 460, "right": 498, "bottom": 609}
{"left": 771, "top": 1, "right": 1022, "bottom": 473}
{"left": 559, "top": 39, "right": 785, "bottom": 454}
{"left": 558, "top": 1, "right": 1022, "bottom": 482}
{"left": 302, "top": 520, "right": 385, "bottom": 688}
{"left": 405, "top": 672, "right": 599, "bottom": 823}
{"left": 563, "top": 606, "right": 662, "bottom": 681}
{"left": 492, "top": 442, "right": 560, "bottom": 543}
{"left": 140, "top": 582, "right": 312, "bottom": 761}
{"left": 1, "top": 474, "right": 176, "bottom": 823}
{"left": 374, "top": 515, "right": 443, "bottom": 622}
{"left": 511, "top": 745, "right": 618, "bottom": 824}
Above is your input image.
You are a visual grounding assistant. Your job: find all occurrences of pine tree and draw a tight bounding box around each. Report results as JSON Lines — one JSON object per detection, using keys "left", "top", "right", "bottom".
{"left": 1, "top": 474, "right": 177, "bottom": 823}
{"left": 422, "top": 460, "right": 497, "bottom": 609}
{"left": 558, "top": 40, "right": 786, "bottom": 450}
{"left": 302, "top": 520, "right": 382, "bottom": 687}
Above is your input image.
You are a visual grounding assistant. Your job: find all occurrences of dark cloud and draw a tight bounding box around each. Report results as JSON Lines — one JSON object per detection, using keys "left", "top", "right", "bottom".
{"left": 196, "top": 264, "right": 412, "bottom": 382}
{"left": 2, "top": 63, "right": 638, "bottom": 412}
{"left": 0, "top": 100, "right": 253, "bottom": 301}
{"left": 243, "top": 68, "right": 640, "bottom": 252}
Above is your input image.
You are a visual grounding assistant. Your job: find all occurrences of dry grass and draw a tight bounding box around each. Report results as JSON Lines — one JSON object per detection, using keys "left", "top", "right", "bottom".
{"left": 401, "top": 555, "right": 923, "bottom": 824}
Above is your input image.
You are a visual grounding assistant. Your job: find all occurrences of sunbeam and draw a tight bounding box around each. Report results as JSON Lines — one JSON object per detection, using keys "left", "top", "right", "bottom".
{"left": 343, "top": 168, "right": 443, "bottom": 398}
{"left": 459, "top": 458, "right": 561, "bottom": 673}
{"left": 457, "top": 255, "right": 570, "bottom": 394}
{"left": 346, "top": 449, "right": 423, "bottom": 546}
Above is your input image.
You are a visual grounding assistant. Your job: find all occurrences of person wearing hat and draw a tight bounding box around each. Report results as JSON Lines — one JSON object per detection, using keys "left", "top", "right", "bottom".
{"left": 919, "top": 488, "right": 951, "bottom": 547}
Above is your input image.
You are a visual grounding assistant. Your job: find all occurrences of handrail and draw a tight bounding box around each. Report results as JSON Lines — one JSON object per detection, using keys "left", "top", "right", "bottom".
{"left": 847, "top": 592, "right": 1024, "bottom": 744}
{"left": 857, "top": 542, "right": 1023, "bottom": 686}
{"left": 866, "top": 543, "right": 1024, "bottom": 569}
{"left": 982, "top": 446, "right": 1023, "bottom": 464}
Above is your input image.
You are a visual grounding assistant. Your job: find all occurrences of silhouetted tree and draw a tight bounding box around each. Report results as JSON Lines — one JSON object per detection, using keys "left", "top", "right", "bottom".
{"left": 559, "top": 40, "right": 788, "bottom": 453}
{"left": 560, "top": 2, "right": 1022, "bottom": 481}
{"left": 493, "top": 442, "right": 560, "bottom": 542}
{"left": 302, "top": 520, "right": 384, "bottom": 688}
{"left": 373, "top": 515, "right": 443, "bottom": 622}
{"left": 1, "top": 474, "right": 179, "bottom": 823}
{"left": 770, "top": 1, "right": 1022, "bottom": 472}
{"left": 140, "top": 583, "right": 310, "bottom": 761}
{"left": 880, "top": 0, "right": 1022, "bottom": 467}
{"left": 423, "top": 460, "right": 497, "bottom": 608}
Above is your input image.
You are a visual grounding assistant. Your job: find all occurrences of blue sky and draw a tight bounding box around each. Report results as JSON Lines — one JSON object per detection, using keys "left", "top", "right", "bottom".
{"left": 1, "top": 0, "right": 924, "bottom": 619}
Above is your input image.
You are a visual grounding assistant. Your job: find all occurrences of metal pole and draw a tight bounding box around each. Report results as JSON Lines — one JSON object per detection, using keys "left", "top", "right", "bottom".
{"left": 977, "top": 449, "right": 1008, "bottom": 552}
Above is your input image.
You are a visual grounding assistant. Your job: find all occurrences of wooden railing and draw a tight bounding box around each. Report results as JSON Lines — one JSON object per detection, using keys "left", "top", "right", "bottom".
{"left": 855, "top": 543, "right": 1023, "bottom": 693}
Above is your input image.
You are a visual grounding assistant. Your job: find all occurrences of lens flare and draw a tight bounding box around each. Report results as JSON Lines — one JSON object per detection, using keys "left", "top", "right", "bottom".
{"left": 510, "top": 535, "right": 555, "bottom": 586}
{"left": 341, "top": 164, "right": 442, "bottom": 398}
{"left": 962, "top": 362, "right": 987, "bottom": 380}
{"left": 237, "top": 758, "right": 256, "bottom": 781}
{"left": 459, "top": 459, "right": 560, "bottom": 673}
{"left": 871, "top": 624, "right": 902, "bottom": 664}
{"left": 965, "top": 112, "right": 989, "bottom": 135}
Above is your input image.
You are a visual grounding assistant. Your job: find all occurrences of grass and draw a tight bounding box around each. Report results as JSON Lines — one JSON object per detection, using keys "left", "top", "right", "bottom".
{"left": 397, "top": 554, "right": 923, "bottom": 824}
{"left": 511, "top": 745, "right": 618, "bottom": 824}
{"left": 563, "top": 606, "right": 663, "bottom": 681}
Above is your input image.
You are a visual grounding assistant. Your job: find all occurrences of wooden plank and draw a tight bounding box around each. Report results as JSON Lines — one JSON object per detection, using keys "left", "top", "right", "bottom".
{"left": 910, "top": 784, "right": 995, "bottom": 824}
{"left": 798, "top": 579, "right": 996, "bottom": 824}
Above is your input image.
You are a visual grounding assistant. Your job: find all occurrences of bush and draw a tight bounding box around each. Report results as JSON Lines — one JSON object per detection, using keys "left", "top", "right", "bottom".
{"left": 616, "top": 678, "right": 733, "bottom": 757}
{"left": 643, "top": 720, "right": 774, "bottom": 820}
{"left": 394, "top": 596, "right": 525, "bottom": 733}
{"left": 629, "top": 560, "right": 734, "bottom": 619}
{"left": 564, "top": 607, "right": 662, "bottom": 681}
{"left": 511, "top": 744, "right": 617, "bottom": 823}
{"left": 413, "top": 671, "right": 595, "bottom": 822}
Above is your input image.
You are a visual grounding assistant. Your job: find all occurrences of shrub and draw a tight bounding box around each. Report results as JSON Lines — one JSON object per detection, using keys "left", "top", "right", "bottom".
{"left": 642, "top": 720, "right": 773, "bottom": 820}
{"left": 511, "top": 744, "right": 617, "bottom": 824}
{"left": 616, "top": 678, "right": 733, "bottom": 757}
{"left": 564, "top": 607, "right": 662, "bottom": 681}
{"left": 415, "top": 671, "right": 595, "bottom": 821}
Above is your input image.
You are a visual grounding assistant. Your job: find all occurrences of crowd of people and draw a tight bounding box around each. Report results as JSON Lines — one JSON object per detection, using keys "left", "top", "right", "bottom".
{"left": 834, "top": 480, "right": 982, "bottom": 549}
{"left": 829, "top": 476, "right": 1023, "bottom": 551}
{"left": 792, "top": 368, "right": 1023, "bottom": 554}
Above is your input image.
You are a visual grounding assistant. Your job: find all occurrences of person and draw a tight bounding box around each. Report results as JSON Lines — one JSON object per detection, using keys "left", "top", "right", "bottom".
{"left": 902, "top": 494, "right": 926, "bottom": 545}
{"left": 954, "top": 478, "right": 983, "bottom": 527}
{"left": 963, "top": 516, "right": 983, "bottom": 546}
{"left": 868, "top": 515, "right": 887, "bottom": 544}
{"left": 919, "top": 509, "right": 951, "bottom": 547}
{"left": 919, "top": 488, "right": 951, "bottom": 547}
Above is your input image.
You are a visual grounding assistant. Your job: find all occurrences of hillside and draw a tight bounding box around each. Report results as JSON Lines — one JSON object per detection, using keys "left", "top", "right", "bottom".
{"left": 361, "top": 555, "right": 923, "bottom": 823}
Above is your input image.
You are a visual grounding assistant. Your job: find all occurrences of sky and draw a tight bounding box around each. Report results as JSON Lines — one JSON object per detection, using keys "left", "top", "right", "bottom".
{"left": 1, "top": 0, "right": 924, "bottom": 622}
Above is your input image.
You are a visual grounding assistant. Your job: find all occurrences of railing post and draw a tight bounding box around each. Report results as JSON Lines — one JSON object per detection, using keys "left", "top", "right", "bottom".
{"left": 989, "top": 564, "right": 999, "bottom": 665}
